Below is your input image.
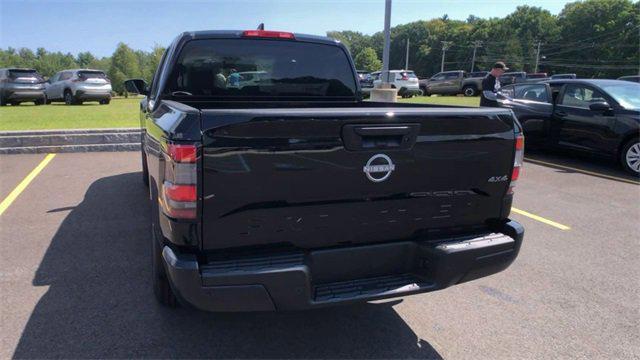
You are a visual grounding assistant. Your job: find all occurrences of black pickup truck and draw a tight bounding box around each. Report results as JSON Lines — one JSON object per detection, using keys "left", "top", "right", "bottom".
{"left": 124, "top": 29, "right": 525, "bottom": 312}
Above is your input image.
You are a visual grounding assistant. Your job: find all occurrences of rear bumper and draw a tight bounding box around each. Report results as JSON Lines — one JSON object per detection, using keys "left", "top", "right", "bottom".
{"left": 163, "top": 220, "right": 524, "bottom": 312}
{"left": 75, "top": 89, "right": 111, "bottom": 101}
{"left": 5, "top": 90, "right": 45, "bottom": 101}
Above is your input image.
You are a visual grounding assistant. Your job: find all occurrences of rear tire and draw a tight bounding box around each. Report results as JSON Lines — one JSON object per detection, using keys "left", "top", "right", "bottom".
{"left": 10, "top": 101, "right": 20, "bottom": 106}
{"left": 152, "top": 222, "right": 178, "bottom": 308}
{"left": 621, "top": 138, "right": 640, "bottom": 176}
{"left": 99, "top": 98, "right": 110, "bottom": 105}
{"left": 34, "top": 98, "right": 45, "bottom": 106}
{"left": 64, "top": 90, "right": 75, "bottom": 105}
{"left": 463, "top": 85, "right": 477, "bottom": 97}
{"left": 0, "top": 96, "right": 5, "bottom": 106}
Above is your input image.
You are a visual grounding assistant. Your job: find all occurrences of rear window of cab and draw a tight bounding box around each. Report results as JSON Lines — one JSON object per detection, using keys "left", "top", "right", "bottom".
{"left": 165, "top": 39, "right": 357, "bottom": 98}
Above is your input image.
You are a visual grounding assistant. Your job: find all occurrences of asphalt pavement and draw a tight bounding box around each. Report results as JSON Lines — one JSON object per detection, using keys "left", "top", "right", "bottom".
{"left": 0, "top": 151, "right": 638, "bottom": 359}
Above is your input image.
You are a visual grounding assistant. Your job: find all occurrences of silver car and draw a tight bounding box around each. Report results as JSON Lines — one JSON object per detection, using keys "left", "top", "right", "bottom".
{"left": 0, "top": 68, "right": 46, "bottom": 106}
{"left": 45, "top": 69, "right": 112, "bottom": 105}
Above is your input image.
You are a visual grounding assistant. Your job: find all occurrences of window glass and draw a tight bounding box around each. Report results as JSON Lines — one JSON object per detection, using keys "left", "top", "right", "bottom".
{"left": 78, "top": 71, "right": 107, "bottom": 79}
{"left": 166, "top": 39, "right": 357, "bottom": 98}
{"left": 8, "top": 69, "right": 44, "bottom": 82}
{"left": 514, "top": 84, "right": 549, "bottom": 103}
{"left": 560, "top": 85, "right": 608, "bottom": 108}
{"left": 60, "top": 72, "right": 72, "bottom": 81}
{"left": 600, "top": 82, "right": 640, "bottom": 110}
{"left": 501, "top": 86, "right": 515, "bottom": 98}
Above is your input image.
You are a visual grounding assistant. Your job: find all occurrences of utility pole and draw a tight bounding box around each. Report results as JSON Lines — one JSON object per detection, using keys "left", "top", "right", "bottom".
{"left": 382, "top": 0, "right": 392, "bottom": 83}
{"left": 405, "top": 38, "right": 410, "bottom": 70}
{"left": 534, "top": 41, "right": 542, "bottom": 73}
{"left": 470, "top": 40, "right": 483, "bottom": 72}
{"left": 440, "top": 41, "right": 452, "bottom": 72}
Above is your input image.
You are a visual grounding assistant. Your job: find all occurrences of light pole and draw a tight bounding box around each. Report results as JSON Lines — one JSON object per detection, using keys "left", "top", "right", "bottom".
{"left": 405, "top": 37, "right": 410, "bottom": 70}
{"left": 371, "top": 0, "right": 398, "bottom": 102}
{"left": 381, "top": 0, "right": 392, "bottom": 84}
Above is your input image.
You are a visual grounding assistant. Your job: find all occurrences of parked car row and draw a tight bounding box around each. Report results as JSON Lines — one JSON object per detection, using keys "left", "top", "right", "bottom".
{"left": 359, "top": 70, "right": 422, "bottom": 98}
{"left": 0, "top": 67, "right": 112, "bottom": 106}
{"left": 359, "top": 68, "right": 638, "bottom": 98}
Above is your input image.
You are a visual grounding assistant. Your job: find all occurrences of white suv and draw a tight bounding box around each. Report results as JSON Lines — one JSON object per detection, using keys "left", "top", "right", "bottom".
{"left": 373, "top": 70, "right": 422, "bottom": 98}
{"left": 45, "top": 69, "right": 112, "bottom": 105}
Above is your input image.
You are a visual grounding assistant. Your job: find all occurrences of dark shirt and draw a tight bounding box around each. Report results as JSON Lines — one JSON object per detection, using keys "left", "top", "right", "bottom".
{"left": 480, "top": 74, "right": 500, "bottom": 107}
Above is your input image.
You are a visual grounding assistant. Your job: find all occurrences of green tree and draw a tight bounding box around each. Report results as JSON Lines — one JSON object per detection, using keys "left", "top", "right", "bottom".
{"left": 109, "top": 43, "right": 141, "bottom": 94}
{"left": 77, "top": 52, "right": 96, "bottom": 68}
{"left": 354, "top": 47, "right": 382, "bottom": 72}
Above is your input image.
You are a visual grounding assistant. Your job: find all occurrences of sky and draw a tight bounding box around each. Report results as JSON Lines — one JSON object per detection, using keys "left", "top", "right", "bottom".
{"left": 1, "top": 0, "right": 573, "bottom": 57}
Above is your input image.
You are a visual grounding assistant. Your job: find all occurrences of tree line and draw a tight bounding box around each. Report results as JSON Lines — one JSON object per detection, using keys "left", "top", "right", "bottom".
{"left": 0, "top": 0, "right": 637, "bottom": 93}
{"left": 333, "top": 0, "right": 639, "bottom": 79}
{"left": 0, "top": 43, "right": 164, "bottom": 94}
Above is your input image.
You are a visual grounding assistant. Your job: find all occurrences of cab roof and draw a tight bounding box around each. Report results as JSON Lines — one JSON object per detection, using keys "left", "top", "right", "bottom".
{"left": 180, "top": 30, "right": 341, "bottom": 46}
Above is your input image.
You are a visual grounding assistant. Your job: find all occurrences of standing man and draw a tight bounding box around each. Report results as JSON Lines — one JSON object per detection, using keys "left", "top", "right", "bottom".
{"left": 480, "top": 62, "right": 509, "bottom": 107}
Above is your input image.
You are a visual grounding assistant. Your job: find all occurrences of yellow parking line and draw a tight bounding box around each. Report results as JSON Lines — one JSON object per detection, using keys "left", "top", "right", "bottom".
{"left": 512, "top": 207, "right": 571, "bottom": 231}
{"left": 525, "top": 157, "right": 639, "bottom": 185}
{"left": 0, "top": 154, "right": 56, "bottom": 217}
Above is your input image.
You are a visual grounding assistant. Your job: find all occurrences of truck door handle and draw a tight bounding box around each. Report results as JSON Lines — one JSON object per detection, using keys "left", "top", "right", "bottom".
{"left": 556, "top": 111, "right": 567, "bottom": 117}
{"left": 354, "top": 126, "right": 412, "bottom": 137}
{"left": 342, "top": 124, "right": 420, "bottom": 151}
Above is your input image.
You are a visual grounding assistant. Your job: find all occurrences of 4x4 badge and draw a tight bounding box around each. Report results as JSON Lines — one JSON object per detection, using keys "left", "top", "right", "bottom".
{"left": 363, "top": 154, "right": 395, "bottom": 183}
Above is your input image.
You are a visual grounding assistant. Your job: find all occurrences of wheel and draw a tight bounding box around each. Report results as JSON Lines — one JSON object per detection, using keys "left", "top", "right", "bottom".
{"left": 99, "top": 98, "right": 110, "bottom": 105}
{"left": 141, "top": 147, "right": 149, "bottom": 187}
{"left": 463, "top": 85, "right": 477, "bottom": 97}
{"left": 45, "top": 96, "right": 52, "bottom": 105}
{"left": 34, "top": 98, "right": 45, "bottom": 106}
{"left": 0, "top": 96, "right": 5, "bottom": 106}
{"left": 151, "top": 221, "right": 178, "bottom": 308}
{"left": 10, "top": 101, "right": 20, "bottom": 106}
{"left": 64, "top": 90, "right": 77, "bottom": 105}
{"left": 620, "top": 138, "right": 640, "bottom": 175}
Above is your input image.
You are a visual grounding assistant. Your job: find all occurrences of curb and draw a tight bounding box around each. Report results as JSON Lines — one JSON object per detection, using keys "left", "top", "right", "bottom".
{"left": 0, "top": 128, "right": 142, "bottom": 154}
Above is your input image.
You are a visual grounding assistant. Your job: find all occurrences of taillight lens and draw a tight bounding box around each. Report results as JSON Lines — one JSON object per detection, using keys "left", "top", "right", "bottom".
{"left": 401, "top": 75, "right": 409, "bottom": 80}
{"left": 508, "top": 134, "right": 525, "bottom": 194}
{"left": 161, "top": 143, "right": 198, "bottom": 219}
{"left": 167, "top": 144, "right": 197, "bottom": 163}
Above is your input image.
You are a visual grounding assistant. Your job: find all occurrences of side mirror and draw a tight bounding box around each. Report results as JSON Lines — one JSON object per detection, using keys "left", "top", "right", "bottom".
{"left": 124, "top": 79, "right": 149, "bottom": 95}
{"left": 589, "top": 102, "right": 610, "bottom": 112}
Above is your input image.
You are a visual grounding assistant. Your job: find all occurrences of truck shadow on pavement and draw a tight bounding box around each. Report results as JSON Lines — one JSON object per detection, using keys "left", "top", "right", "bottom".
{"left": 13, "top": 172, "right": 442, "bottom": 359}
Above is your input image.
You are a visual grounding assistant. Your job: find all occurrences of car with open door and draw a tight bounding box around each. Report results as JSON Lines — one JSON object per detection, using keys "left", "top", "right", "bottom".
{"left": 499, "top": 79, "right": 640, "bottom": 175}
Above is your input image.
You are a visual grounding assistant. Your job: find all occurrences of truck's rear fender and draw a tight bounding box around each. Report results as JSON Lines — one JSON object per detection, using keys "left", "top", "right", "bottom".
{"left": 144, "top": 100, "right": 203, "bottom": 249}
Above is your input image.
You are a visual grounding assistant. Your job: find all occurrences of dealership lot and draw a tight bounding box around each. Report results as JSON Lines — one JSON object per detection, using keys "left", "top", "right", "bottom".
{"left": 0, "top": 151, "right": 638, "bottom": 359}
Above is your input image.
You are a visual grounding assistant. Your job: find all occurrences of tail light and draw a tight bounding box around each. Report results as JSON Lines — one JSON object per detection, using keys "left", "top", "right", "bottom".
{"left": 508, "top": 134, "right": 525, "bottom": 194}
{"left": 401, "top": 73, "right": 409, "bottom": 80}
{"left": 161, "top": 143, "right": 198, "bottom": 219}
{"left": 242, "top": 30, "right": 295, "bottom": 39}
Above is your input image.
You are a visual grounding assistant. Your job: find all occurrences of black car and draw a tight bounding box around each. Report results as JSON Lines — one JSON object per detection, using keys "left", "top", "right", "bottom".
{"left": 499, "top": 79, "right": 640, "bottom": 174}
{"left": 0, "top": 68, "right": 47, "bottom": 106}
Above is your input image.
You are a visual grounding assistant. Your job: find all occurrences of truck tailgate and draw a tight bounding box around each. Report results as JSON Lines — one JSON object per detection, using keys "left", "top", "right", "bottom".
{"left": 200, "top": 107, "right": 515, "bottom": 251}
